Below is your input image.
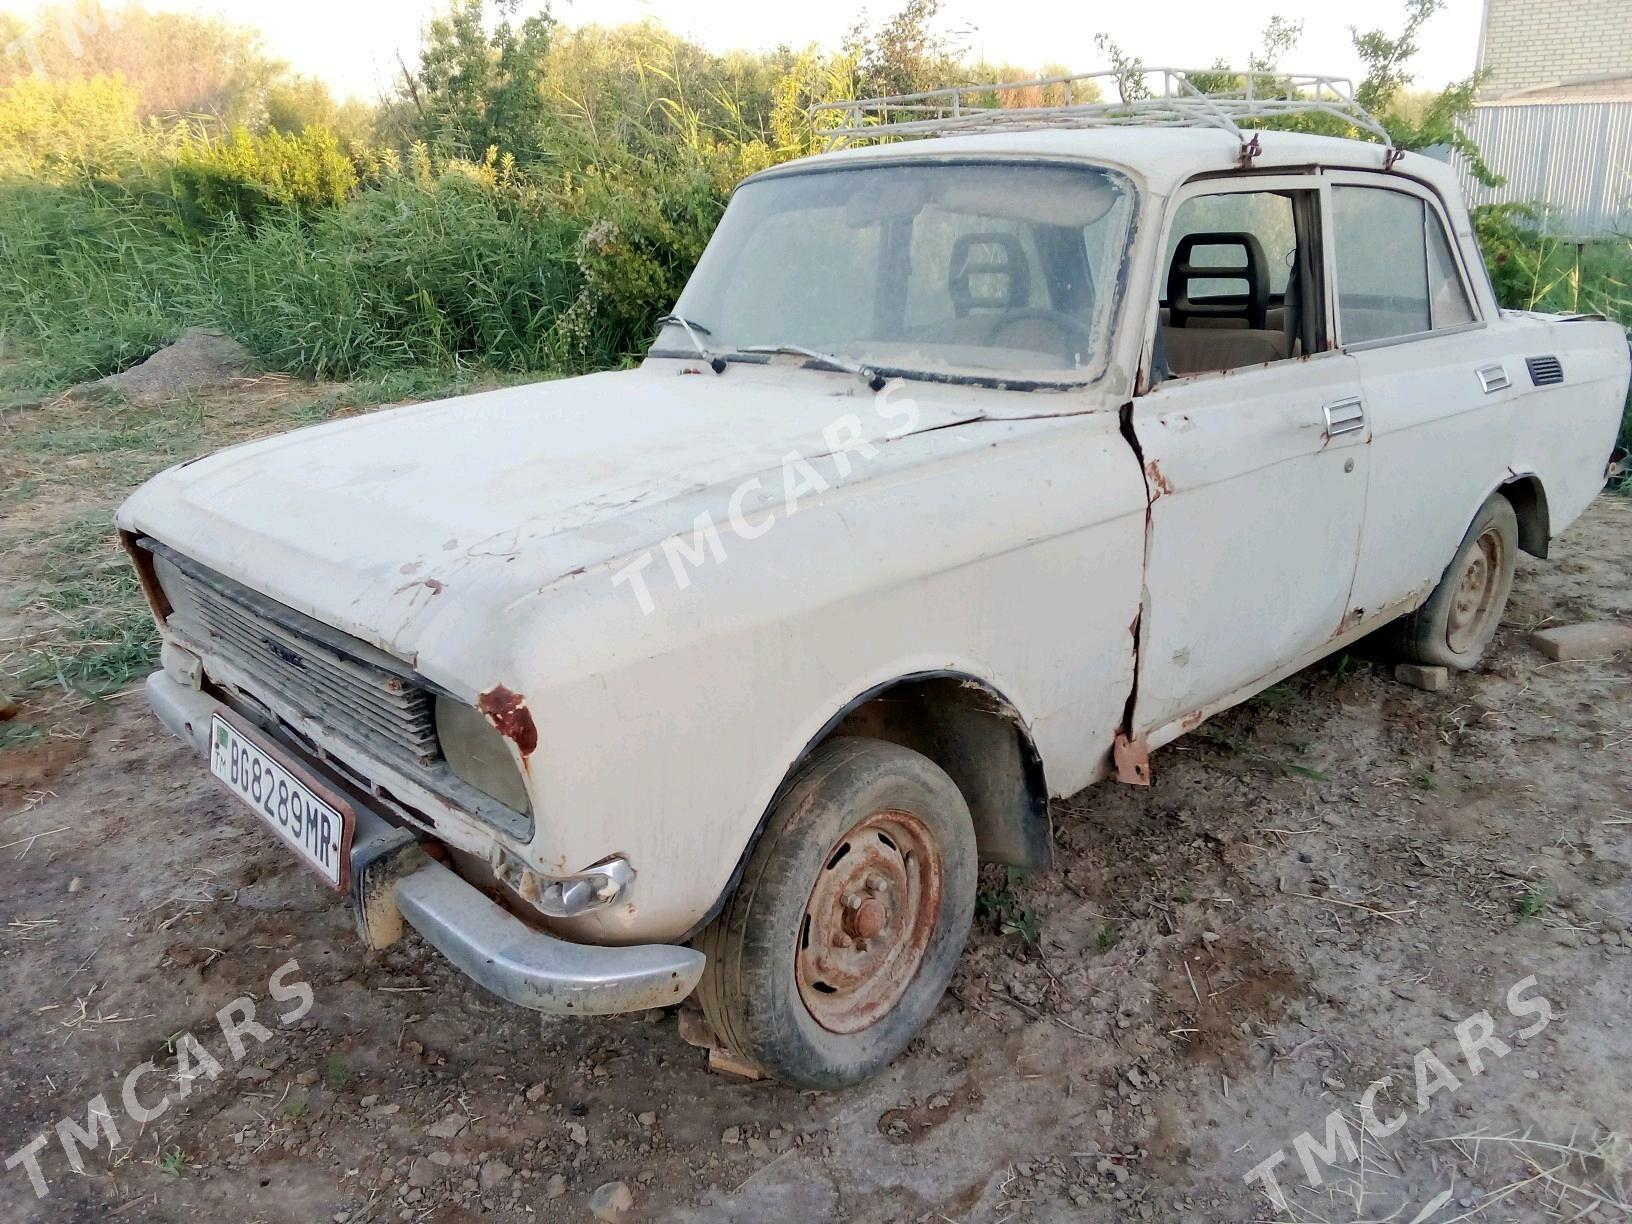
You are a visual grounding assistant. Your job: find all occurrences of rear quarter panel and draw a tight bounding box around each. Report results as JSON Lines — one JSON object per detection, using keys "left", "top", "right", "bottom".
{"left": 1506, "top": 315, "right": 1630, "bottom": 535}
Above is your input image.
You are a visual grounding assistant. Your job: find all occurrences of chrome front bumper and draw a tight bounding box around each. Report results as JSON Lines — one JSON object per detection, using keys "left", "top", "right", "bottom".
{"left": 146, "top": 670, "right": 705, "bottom": 1016}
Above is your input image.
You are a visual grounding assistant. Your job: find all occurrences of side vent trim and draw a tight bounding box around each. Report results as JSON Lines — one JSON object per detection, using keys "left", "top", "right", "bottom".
{"left": 1526, "top": 355, "right": 1564, "bottom": 387}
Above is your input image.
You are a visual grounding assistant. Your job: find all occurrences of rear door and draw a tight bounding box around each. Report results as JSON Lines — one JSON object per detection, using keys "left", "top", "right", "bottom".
{"left": 1129, "top": 174, "right": 1370, "bottom": 742}
{"left": 1326, "top": 174, "right": 1513, "bottom": 618}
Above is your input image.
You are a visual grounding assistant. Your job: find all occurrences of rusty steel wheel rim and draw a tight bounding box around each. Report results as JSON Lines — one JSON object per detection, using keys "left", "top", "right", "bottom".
{"left": 795, "top": 809, "right": 943, "bottom": 1035}
{"left": 1446, "top": 527, "right": 1505, "bottom": 654}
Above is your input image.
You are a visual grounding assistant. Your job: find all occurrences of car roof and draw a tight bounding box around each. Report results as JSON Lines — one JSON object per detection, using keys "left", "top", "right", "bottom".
{"left": 771, "top": 126, "right": 1462, "bottom": 202}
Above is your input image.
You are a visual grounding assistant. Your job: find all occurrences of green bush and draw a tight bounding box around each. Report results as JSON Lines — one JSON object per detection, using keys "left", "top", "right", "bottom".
{"left": 168, "top": 125, "right": 359, "bottom": 227}
{"left": 556, "top": 158, "right": 728, "bottom": 366}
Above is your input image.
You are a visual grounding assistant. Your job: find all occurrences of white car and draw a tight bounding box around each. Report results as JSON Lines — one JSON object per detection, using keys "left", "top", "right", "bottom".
{"left": 119, "top": 77, "right": 1630, "bottom": 1089}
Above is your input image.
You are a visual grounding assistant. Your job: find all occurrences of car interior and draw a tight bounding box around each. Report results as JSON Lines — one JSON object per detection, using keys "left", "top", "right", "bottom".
{"left": 928, "top": 229, "right": 1096, "bottom": 362}
{"left": 1155, "top": 189, "right": 1323, "bottom": 380}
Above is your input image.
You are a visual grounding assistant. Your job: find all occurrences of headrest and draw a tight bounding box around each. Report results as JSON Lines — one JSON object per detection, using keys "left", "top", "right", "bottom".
{"left": 1167, "top": 231, "right": 1270, "bottom": 330}
{"left": 950, "top": 232, "right": 1032, "bottom": 315}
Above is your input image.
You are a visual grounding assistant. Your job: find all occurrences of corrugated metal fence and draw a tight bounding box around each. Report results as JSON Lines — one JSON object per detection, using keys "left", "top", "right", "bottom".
{"left": 1456, "top": 101, "right": 1632, "bottom": 238}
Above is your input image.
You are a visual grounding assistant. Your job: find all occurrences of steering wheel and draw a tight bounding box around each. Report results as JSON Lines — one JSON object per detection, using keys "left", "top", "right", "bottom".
{"left": 986, "top": 308, "right": 1095, "bottom": 364}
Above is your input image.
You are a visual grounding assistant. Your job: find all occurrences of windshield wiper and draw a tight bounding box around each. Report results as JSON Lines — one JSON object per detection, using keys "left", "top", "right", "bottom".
{"left": 656, "top": 314, "right": 726, "bottom": 374}
{"left": 738, "top": 343, "right": 887, "bottom": 392}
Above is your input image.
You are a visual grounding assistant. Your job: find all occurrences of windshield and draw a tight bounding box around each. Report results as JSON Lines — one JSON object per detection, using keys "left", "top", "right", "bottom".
{"left": 658, "top": 161, "right": 1134, "bottom": 384}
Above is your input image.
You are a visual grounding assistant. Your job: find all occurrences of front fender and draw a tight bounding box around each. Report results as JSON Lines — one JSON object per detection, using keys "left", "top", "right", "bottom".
{"left": 503, "top": 413, "right": 1147, "bottom": 945}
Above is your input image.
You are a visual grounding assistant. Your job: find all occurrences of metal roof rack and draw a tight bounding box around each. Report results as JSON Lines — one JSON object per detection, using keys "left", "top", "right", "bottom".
{"left": 810, "top": 68, "right": 1397, "bottom": 164}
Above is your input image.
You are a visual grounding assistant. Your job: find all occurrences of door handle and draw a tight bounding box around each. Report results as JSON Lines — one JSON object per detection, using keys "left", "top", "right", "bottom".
{"left": 1477, "top": 363, "right": 1511, "bottom": 393}
{"left": 1322, "top": 396, "right": 1366, "bottom": 437}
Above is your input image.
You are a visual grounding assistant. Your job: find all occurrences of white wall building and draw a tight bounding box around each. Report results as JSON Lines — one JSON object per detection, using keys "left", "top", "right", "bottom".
{"left": 1458, "top": 0, "right": 1632, "bottom": 237}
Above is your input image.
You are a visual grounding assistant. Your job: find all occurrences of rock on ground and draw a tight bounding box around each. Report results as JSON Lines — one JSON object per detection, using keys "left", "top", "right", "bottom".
{"left": 590, "top": 1181, "right": 634, "bottom": 1220}
{"left": 1531, "top": 621, "right": 1632, "bottom": 660}
{"left": 84, "top": 327, "right": 258, "bottom": 403}
{"left": 1394, "top": 662, "right": 1450, "bottom": 692}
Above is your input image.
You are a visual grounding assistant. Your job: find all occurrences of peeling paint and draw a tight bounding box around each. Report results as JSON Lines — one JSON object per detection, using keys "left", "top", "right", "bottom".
{"left": 1145, "top": 459, "right": 1174, "bottom": 497}
{"left": 478, "top": 685, "right": 539, "bottom": 758}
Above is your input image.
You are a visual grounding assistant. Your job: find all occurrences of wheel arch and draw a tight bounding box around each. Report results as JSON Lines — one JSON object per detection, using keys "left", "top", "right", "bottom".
{"left": 1497, "top": 472, "right": 1550, "bottom": 559}
{"left": 685, "top": 670, "right": 1051, "bottom": 942}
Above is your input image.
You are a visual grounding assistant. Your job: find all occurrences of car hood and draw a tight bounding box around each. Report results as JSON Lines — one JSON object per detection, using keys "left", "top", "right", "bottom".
{"left": 117, "top": 364, "right": 997, "bottom": 682}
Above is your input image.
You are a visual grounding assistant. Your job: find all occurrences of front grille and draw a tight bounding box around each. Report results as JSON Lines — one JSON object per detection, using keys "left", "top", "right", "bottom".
{"left": 143, "top": 542, "right": 441, "bottom": 766}
{"left": 1526, "top": 355, "right": 1564, "bottom": 386}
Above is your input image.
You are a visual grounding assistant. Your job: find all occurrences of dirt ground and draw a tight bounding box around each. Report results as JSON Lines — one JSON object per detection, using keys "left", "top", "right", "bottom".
{"left": 2, "top": 378, "right": 1629, "bottom": 1224}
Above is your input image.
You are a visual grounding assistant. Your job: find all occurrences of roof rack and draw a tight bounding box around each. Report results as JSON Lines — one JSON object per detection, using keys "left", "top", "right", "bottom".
{"left": 810, "top": 68, "right": 1396, "bottom": 163}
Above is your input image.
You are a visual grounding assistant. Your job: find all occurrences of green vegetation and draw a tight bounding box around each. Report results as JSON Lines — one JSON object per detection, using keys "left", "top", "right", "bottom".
{"left": 3, "top": 0, "right": 1580, "bottom": 398}
{"left": 976, "top": 867, "right": 1042, "bottom": 944}
{"left": 1516, "top": 886, "right": 1549, "bottom": 922}
{"left": 157, "top": 1147, "right": 187, "bottom": 1177}
{"left": 0, "top": 722, "right": 43, "bottom": 749}
{"left": 322, "top": 1053, "right": 353, "bottom": 1091}
{"left": 17, "top": 511, "right": 158, "bottom": 698}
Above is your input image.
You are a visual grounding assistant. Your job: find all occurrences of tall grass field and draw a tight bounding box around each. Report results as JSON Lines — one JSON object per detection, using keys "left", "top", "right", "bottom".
{"left": 0, "top": 3, "right": 1627, "bottom": 444}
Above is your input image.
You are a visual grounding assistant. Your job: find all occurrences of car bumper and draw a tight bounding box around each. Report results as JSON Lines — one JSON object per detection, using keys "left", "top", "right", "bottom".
{"left": 145, "top": 669, "right": 705, "bottom": 1016}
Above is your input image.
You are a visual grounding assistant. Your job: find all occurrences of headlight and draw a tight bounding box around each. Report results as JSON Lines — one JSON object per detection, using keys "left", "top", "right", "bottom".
{"left": 436, "top": 697, "right": 532, "bottom": 815}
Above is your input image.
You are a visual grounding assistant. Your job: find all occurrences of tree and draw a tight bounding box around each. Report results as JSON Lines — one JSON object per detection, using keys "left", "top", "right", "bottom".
{"left": 1093, "top": 34, "right": 1149, "bottom": 103}
{"left": 406, "top": 0, "right": 555, "bottom": 162}
{"left": 845, "top": 0, "right": 961, "bottom": 99}
{"left": 1248, "top": 16, "right": 1304, "bottom": 74}
{"left": 265, "top": 75, "right": 376, "bottom": 148}
{"left": 1352, "top": 0, "right": 1443, "bottom": 115}
{"left": 0, "top": 2, "right": 283, "bottom": 127}
{"left": 1351, "top": 0, "right": 1496, "bottom": 183}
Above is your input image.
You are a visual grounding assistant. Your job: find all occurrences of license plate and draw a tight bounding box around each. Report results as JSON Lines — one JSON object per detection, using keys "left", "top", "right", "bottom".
{"left": 209, "top": 713, "right": 353, "bottom": 889}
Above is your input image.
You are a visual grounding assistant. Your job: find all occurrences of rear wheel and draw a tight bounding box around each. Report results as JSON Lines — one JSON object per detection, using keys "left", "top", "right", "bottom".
{"left": 1389, "top": 493, "right": 1518, "bottom": 670}
{"left": 694, "top": 737, "right": 977, "bottom": 1089}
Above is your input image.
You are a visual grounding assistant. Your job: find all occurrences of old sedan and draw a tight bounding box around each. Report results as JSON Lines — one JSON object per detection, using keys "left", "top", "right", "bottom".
{"left": 119, "top": 73, "right": 1631, "bottom": 1088}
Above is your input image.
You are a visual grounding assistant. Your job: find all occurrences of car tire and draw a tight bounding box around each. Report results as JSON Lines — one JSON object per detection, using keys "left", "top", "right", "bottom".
{"left": 693, "top": 736, "right": 977, "bottom": 1089}
{"left": 1389, "top": 493, "right": 1518, "bottom": 671}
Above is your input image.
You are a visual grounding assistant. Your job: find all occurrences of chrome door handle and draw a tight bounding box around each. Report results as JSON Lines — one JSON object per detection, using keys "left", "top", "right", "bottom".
{"left": 1477, "top": 363, "right": 1511, "bottom": 393}
{"left": 1323, "top": 396, "right": 1366, "bottom": 437}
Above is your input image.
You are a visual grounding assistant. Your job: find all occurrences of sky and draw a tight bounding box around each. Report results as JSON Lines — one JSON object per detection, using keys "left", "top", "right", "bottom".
{"left": 11, "top": 0, "right": 1490, "bottom": 103}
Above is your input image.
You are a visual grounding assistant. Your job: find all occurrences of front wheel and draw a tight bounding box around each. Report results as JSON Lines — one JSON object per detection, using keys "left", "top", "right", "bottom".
{"left": 1388, "top": 493, "right": 1518, "bottom": 670}
{"left": 694, "top": 737, "right": 977, "bottom": 1089}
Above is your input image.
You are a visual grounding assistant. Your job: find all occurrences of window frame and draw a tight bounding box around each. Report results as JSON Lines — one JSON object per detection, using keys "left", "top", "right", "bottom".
{"left": 1321, "top": 170, "right": 1486, "bottom": 353}
{"left": 1141, "top": 171, "right": 1339, "bottom": 389}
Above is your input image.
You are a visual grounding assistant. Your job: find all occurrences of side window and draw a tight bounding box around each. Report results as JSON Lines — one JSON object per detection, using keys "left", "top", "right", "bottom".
{"left": 1165, "top": 193, "right": 1296, "bottom": 296}
{"left": 1157, "top": 187, "right": 1315, "bottom": 379}
{"left": 1333, "top": 186, "right": 1476, "bottom": 344}
{"left": 1426, "top": 217, "right": 1476, "bottom": 329}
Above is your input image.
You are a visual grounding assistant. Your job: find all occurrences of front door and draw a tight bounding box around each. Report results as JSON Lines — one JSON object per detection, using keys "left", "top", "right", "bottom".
{"left": 1128, "top": 175, "right": 1371, "bottom": 742}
